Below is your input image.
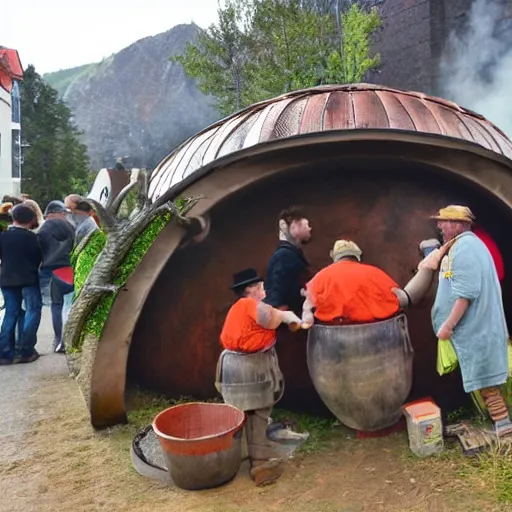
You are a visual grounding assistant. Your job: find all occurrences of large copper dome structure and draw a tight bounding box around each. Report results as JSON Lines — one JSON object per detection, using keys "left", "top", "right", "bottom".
{"left": 148, "top": 84, "right": 512, "bottom": 202}
{"left": 88, "top": 84, "right": 512, "bottom": 428}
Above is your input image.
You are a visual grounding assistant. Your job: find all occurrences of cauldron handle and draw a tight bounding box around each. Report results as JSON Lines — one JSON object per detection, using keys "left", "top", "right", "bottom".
{"left": 270, "top": 349, "right": 285, "bottom": 404}
{"left": 214, "top": 350, "right": 226, "bottom": 394}
{"left": 274, "top": 378, "right": 285, "bottom": 404}
{"left": 397, "top": 315, "right": 414, "bottom": 355}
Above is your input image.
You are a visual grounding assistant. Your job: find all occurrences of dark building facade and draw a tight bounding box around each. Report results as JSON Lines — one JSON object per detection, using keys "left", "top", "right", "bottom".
{"left": 370, "top": 0, "right": 512, "bottom": 95}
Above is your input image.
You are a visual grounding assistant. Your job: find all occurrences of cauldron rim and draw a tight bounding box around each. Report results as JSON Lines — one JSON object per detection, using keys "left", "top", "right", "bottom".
{"left": 312, "top": 313, "right": 406, "bottom": 330}
{"left": 152, "top": 402, "right": 245, "bottom": 443}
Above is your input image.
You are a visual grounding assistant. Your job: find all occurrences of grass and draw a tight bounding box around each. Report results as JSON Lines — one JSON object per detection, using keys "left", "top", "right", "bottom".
{"left": 271, "top": 408, "right": 347, "bottom": 453}
{"left": 463, "top": 444, "right": 512, "bottom": 504}
{"left": 118, "top": 387, "right": 345, "bottom": 455}
{"left": 107, "top": 387, "right": 512, "bottom": 506}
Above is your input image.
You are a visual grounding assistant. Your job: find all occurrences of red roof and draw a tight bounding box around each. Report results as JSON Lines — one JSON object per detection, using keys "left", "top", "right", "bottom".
{"left": 0, "top": 47, "right": 23, "bottom": 93}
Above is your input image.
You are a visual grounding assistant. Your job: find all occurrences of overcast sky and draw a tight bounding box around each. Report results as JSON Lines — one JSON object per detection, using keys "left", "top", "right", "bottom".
{"left": 3, "top": 0, "right": 220, "bottom": 74}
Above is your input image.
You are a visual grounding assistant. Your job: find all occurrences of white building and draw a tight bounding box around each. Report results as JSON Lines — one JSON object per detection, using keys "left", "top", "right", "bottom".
{"left": 0, "top": 47, "right": 23, "bottom": 198}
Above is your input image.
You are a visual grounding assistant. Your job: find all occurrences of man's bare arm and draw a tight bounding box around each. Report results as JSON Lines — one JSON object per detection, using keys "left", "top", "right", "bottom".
{"left": 438, "top": 298, "right": 470, "bottom": 337}
{"left": 256, "top": 302, "right": 302, "bottom": 329}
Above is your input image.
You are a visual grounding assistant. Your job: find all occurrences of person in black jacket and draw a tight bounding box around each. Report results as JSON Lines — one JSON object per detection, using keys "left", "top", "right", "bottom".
{"left": 264, "top": 207, "right": 312, "bottom": 315}
{"left": 38, "top": 200, "right": 75, "bottom": 353}
{"left": 0, "top": 205, "right": 43, "bottom": 365}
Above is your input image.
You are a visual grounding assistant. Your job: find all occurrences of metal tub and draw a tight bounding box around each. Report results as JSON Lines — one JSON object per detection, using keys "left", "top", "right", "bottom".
{"left": 307, "top": 314, "right": 414, "bottom": 431}
{"left": 153, "top": 402, "right": 246, "bottom": 490}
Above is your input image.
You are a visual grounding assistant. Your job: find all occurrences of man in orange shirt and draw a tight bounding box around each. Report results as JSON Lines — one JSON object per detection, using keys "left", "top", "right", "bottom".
{"left": 302, "top": 240, "right": 444, "bottom": 325}
{"left": 216, "top": 268, "right": 304, "bottom": 486}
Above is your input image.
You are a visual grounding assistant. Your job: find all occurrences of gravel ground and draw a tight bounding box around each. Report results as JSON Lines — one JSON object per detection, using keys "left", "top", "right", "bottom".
{"left": 0, "top": 308, "right": 69, "bottom": 466}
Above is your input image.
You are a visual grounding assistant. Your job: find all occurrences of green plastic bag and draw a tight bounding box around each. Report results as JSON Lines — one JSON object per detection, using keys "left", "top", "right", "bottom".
{"left": 436, "top": 339, "right": 458, "bottom": 376}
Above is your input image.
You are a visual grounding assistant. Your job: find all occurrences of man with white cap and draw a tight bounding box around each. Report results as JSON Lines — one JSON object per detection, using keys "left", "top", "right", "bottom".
{"left": 301, "top": 239, "right": 443, "bottom": 326}
{"left": 429, "top": 205, "right": 511, "bottom": 436}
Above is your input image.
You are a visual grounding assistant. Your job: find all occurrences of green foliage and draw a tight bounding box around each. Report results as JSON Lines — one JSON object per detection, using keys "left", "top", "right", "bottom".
{"left": 272, "top": 408, "right": 345, "bottom": 453}
{"left": 172, "top": 0, "right": 256, "bottom": 114}
{"left": 20, "top": 65, "right": 91, "bottom": 207}
{"left": 71, "top": 229, "right": 108, "bottom": 298}
{"left": 116, "top": 188, "right": 139, "bottom": 220}
{"left": 43, "top": 63, "right": 95, "bottom": 97}
{"left": 70, "top": 171, "right": 97, "bottom": 198}
{"left": 73, "top": 211, "right": 173, "bottom": 349}
{"left": 463, "top": 447, "right": 512, "bottom": 504}
{"left": 43, "top": 57, "right": 114, "bottom": 98}
{"left": 326, "top": 4, "right": 381, "bottom": 83}
{"left": 112, "top": 211, "right": 171, "bottom": 285}
{"left": 172, "top": 0, "right": 381, "bottom": 115}
{"left": 251, "top": 0, "right": 334, "bottom": 96}
{"left": 126, "top": 387, "right": 222, "bottom": 429}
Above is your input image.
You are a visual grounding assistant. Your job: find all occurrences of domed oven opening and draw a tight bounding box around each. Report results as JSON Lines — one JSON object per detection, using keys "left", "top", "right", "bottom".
{"left": 128, "top": 145, "right": 512, "bottom": 417}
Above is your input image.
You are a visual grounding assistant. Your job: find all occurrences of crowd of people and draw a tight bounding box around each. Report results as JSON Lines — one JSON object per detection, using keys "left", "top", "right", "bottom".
{"left": 0, "top": 193, "right": 98, "bottom": 365}
{"left": 1, "top": 192, "right": 508, "bottom": 486}
{"left": 216, "top": 204, "right": 510, "bottom": 486}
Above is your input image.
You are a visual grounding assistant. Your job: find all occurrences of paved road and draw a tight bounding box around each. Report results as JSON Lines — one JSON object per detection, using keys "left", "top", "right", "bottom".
{"left": 0, "top": 309, "right": 69, "bottom": 464}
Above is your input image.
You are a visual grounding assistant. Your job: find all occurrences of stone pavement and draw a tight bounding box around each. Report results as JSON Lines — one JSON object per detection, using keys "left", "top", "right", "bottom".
{"left": 0, "top": 308, "right": 70, "bottom": 465}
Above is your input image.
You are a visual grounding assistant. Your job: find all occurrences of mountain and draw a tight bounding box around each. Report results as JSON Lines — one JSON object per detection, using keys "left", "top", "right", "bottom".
{"left": 44, "top": 63, "right": 96, "bottom": 97}
{"left": 43, "top": 24, "right": 219, "bottom": 170}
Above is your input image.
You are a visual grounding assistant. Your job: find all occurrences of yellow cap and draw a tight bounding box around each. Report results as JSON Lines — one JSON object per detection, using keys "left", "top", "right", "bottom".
{"left": 430, "top": 205, "right": 475, "bottom": 223}
{"left": 330, "top": 240, "right": 362, "bottom": 261}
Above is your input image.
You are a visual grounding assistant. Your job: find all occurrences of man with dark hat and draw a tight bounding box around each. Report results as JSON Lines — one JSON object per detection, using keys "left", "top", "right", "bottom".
{"left": 216, "top": 268, "right": 304, "bottom": 486}
{"left": 0, "top": 205, "right": 43, "bottom": 365}
{"left": 429, "top": 205, "right": 512, "bottom": 436}
{"left": 38, "top": 200, "right": 75, "bottom": 353}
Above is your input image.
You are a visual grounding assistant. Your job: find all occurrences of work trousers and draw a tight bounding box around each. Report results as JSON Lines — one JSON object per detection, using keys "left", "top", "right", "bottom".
{"left": 245, "top": 407, "right": 279, "bottom": 463}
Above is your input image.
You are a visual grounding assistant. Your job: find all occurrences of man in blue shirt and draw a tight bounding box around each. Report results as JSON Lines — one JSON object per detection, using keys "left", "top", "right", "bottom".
{"left": 430, "top": 205, "right": 511, "bottom": 436}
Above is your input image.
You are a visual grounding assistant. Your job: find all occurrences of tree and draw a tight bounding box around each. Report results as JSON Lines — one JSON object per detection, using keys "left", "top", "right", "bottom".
{"left": 251, "top": 0, "right": 334, "bottom": 96}
{"left": 63, "top": 171, "right": 201, "bottom": 354}
{"left": 20, "top": 65, "right": 91, "bottom": 207}
{"left": 326, "top": 3, "right": 381, "bottom": 83}
{"left": 172, "top": 0, "right": 256, "bottom": 115}
{"left": 173, "top": 0, "right": 381, "bottom": 115}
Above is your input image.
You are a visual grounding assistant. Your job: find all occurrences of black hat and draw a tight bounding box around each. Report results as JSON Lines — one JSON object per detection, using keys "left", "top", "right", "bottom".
{"left": 231, "top": 268, "right": 263, "bottom": 290}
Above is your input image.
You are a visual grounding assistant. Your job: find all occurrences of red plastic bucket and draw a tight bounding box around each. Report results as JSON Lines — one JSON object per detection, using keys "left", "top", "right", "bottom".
{"left": 153, "top": 402, "right": 246, "bottom": 490}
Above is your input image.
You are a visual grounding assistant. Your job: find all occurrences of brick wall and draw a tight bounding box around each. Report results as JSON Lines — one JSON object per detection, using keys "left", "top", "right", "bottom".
{"left": 368, "top": 0, "right": 509, "bottom": 95}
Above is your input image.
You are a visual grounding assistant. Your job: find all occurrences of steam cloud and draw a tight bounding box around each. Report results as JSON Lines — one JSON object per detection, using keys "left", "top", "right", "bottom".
{"left": 440, "top": 0, "right": 512, "bottom": 137}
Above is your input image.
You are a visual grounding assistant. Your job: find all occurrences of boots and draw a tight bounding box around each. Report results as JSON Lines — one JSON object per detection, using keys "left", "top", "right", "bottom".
{"left": 480, "top": 387, "right": 512, "bottom": 437}
{"left": 250, "top": 458, "right": 284, "bottom": 486}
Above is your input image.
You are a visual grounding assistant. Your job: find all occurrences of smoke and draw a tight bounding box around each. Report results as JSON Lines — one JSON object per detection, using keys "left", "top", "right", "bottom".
{"left": 440, "top": 0, "right": 512, "bottom": 137}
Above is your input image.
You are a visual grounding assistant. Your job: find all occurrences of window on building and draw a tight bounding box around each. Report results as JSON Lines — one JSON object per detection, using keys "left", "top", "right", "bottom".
{"left": 12, "top": 129, "right": 21, "bottom": 178}
{"left": 11, "top": 82, "right": 21, "bottom": 124}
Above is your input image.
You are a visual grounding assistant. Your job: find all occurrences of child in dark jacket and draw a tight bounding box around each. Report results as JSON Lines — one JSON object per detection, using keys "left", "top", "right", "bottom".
{"left": 0, "top": 205, "right": 43, "bottom": 365}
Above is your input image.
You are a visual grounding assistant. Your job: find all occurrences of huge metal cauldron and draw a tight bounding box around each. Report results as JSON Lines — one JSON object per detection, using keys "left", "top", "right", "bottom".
{"left": 307, "top": 314, "right": 414, "bottom": 431}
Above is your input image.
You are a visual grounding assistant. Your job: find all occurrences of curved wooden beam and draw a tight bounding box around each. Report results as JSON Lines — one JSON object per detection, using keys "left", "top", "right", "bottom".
{"left": 88, "top": 132, "right": 512, "bottom": 428}
{"left": 89, "top": 222, "right": 188, "bottom": 428}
